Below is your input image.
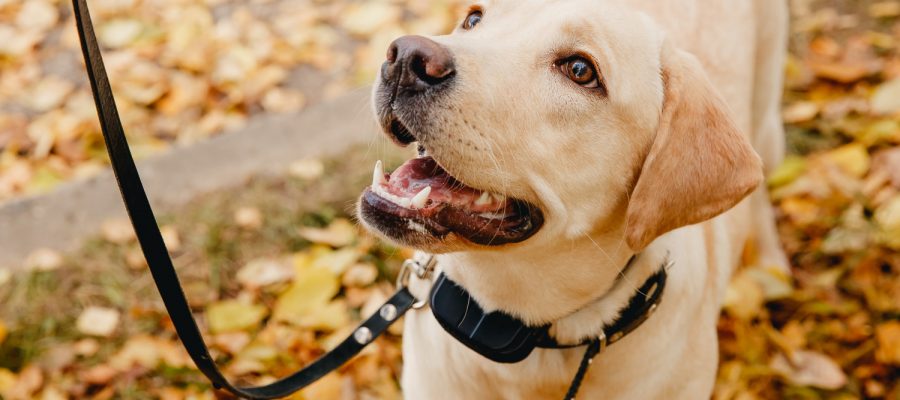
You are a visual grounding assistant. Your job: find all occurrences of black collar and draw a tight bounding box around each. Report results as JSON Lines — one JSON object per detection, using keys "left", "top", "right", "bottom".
{"left": 429, "top": 260, "right": 668, "bottom": 364}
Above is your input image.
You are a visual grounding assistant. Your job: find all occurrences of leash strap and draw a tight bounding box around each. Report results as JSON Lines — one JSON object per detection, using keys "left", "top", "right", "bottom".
{"left": 71, "top": 0, "right": 416, "bottom": 398}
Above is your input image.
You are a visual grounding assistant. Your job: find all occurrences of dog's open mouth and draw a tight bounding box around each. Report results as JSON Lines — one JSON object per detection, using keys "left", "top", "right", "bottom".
{"left": 360, "top": 155, "right": 543, "bottom": 246}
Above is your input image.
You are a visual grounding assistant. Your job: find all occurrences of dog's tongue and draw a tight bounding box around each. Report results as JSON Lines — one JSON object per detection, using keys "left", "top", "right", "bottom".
{"left": 374, "top": 157, "right": 510, "bottom": 214}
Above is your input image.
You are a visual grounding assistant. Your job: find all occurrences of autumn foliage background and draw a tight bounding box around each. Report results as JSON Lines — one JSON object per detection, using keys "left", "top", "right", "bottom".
{"left": 0, "top": 0, "right": 899, "bottom": 399}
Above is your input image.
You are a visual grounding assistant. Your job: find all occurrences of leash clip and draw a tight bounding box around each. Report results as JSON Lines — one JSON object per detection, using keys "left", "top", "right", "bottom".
{"left": 397, "top": 252, "right": 437, "bottom": 309}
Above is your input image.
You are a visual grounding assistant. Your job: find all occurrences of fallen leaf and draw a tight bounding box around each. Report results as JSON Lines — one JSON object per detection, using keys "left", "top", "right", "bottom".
{"left": 81, "top": 364, "right": 118, "bottom": 386}
{"left": 870, "top": 1, "right": 900, "bottom": 18}
{"left": 300, "top": 372, "right": 344, "bottom": 399}
{"left": 160, "top": 225, "right": 182, "bottom": 252}
{"left": 288, "top": 158, "right": 325, "bottom": 180}
{"left": 0, "top": 369, "right": 16, "bottom": 397}
{"left": 823, "top": 143, "right": 871, "bottom": 178}
{"left": 234, "top": 206, "right": 264, "bottom": 230}
{"left": 109, "top": 336, "right": 160, "bottom": 370}
{"left": 871, "top": 78, "right": 900, "bottom": 115}
{"left": 101, "top": 219, "right": 136, "bottom": 244}
{"left": 298, "top": 219, "right": 357, "bottom": 247}
{"left": 782, "top": 101, "right": 819, "bottom": 123}
{"left": 875, "top": 321, "right": 900, "bottom": 365}
{"left": 342, "top": 263, "right": 379, "bottom": 287}
{"left": 206, "top": 300, "right": 268, "bottom": 334}
{"left": 768, "top": 156, "right": 807, "bottom": 188}
{"left": 339, "top": 3, "right": 402, "bottom": 37}
{"left": 770, "top": 350, "right": 848, "bottom": 390}
{"left": 237, "top": 258, "right": 294, "bottom": 289}
{"left": 24, "top": 248, "right": 63, "bottom": 272}
{"left": 723, "top": 272, "right": 765, "bottom": 320}
{"left": 76, "top": 307, "right": 120, "bottom": 337}
{"left": 273, "top": 266, "right": 339, "bottom": 325}
{"left": 99, "top": 19, "right": 145, "bottom": 48}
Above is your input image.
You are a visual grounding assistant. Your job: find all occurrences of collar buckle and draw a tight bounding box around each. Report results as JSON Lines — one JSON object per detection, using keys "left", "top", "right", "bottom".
{"left": 397, "top": 252, "right": 437, "bottom": 309}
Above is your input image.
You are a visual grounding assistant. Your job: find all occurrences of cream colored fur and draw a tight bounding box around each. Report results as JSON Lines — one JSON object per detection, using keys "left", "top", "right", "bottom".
{"left": 371, "top": 0, "right": 790, "bottom": 398}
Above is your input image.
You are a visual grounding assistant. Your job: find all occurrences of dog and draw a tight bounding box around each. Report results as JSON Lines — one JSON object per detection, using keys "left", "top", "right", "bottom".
{"left": 358, "top": 0, "right": 789, "bottom": 398}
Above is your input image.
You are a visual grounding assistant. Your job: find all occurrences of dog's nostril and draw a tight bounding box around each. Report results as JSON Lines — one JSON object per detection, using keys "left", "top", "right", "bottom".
{"left": 388, "top": 35, "right": 455, "bottom": 89}
{"left": 387, "top": 43, "right": 399, "bottom": 64}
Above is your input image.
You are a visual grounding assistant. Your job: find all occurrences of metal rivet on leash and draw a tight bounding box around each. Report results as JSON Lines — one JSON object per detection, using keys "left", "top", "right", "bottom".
{"left": 354, "top": 327, "right": 373, "bottom": 345}
{"left": 380, "top": 304, "right": 399, "bottom": 321}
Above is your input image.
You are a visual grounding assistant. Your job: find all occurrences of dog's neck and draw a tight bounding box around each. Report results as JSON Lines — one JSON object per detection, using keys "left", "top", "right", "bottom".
{"left": 437, "top": 231, "right": 672, "bottom": 344}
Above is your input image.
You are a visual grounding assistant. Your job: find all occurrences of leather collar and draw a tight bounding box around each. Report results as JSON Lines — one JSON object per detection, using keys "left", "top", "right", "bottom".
{"left": 429, "top": 258, "right": 668, "bottom": 364}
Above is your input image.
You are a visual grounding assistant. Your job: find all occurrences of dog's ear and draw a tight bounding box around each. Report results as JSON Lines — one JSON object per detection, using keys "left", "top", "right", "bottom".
{"left": 625, "top": 45, "right": 763, "bottom": 251}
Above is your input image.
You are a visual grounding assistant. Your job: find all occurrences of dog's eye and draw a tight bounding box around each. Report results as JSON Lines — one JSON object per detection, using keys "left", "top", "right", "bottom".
{"left": 558, "top": 57, "right": 603, "bottom": 91}
{"left": 462, "top": 10, "right": 483, "bottom": 30}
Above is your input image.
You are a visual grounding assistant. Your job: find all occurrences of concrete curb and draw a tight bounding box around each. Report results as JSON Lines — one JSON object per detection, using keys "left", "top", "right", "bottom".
{"left": 0, "top": 90, "right": 377, "bottom": 270}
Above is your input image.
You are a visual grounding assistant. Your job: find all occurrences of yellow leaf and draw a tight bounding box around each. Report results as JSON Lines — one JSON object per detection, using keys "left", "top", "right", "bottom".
{"left": 206, "top": 300, "right": 268, "bottom": 334}
{"left": 300, "top": 372, "right": 343, "bottom": 400}
{"left": 768, "top": 156, "right": 807, "bottom": 188}
{"left": 273, "top": 267, "right": 340, "bottom": 325}
{"left": 310, "top": 247, "right": 361, "bottom": 275}
{"left": 823, "top": 143, "right": 870, "bottom": 178}
{"left": 0, "top": 321, "right": 6, "bottom": 345}
{"left": 0, "top": 368, "right": 16, "bottom": 395}
{"left": 295, "top": 300, "right": 349, "bottom": 331}
{"left": 875, "top": 321, "right": 900, "bottom": 365}
{"left": 339, "top": 3, "right": 402, "bottom": 37}
{"left": 723, "top": 272, "right": 764, "bottom": 320}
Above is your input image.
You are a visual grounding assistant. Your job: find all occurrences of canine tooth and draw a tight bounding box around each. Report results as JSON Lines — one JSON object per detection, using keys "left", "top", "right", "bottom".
{"left": 475, "top": 192, "right": 492, "bottom": 206}
{"left": 410, "top": 187, "right": 431, "bottom": 209}
{"left": 373, "top": 160, "right": 387, "bottom": 186}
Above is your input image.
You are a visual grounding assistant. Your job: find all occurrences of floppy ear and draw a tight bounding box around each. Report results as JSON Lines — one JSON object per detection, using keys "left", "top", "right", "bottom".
{"left": 625, "top": 45, "right": 763, "bottom": 251}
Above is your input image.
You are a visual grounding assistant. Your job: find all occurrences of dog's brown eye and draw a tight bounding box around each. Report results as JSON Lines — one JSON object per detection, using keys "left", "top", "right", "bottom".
{"left": 559, "top": 57, "right": 602, "bottom": 90}
{"left": 462, "top": 10, "right": 483, "bottom": 30}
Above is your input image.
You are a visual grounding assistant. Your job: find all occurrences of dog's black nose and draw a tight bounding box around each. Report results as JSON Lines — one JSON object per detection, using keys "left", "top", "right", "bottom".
{"left": 385, "top": 35, "right": 455, "bottom": 90}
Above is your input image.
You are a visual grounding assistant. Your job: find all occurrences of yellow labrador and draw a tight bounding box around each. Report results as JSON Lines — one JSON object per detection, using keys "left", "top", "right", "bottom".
{"left": 358, "top": 0, "right": 788, "bottom": 398}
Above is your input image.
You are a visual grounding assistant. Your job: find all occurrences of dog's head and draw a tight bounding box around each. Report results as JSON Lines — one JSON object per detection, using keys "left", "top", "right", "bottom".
{"left": 359, "top": 0, "right": 762, "bottom": 254}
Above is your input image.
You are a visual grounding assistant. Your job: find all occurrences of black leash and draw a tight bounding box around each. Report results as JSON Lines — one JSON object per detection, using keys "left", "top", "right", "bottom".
{"left": 71, "top": 0, "right": 417, "bottom": 398}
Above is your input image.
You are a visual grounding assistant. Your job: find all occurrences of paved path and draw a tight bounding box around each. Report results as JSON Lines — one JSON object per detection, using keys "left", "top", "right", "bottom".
{"left": 0, "top": 90, "right": 376, "bottom": 270}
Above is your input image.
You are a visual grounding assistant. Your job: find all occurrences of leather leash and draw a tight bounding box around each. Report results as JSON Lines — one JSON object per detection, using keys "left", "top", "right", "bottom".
{"left": 71, "top": 0, "right": 417, "bottom": 398}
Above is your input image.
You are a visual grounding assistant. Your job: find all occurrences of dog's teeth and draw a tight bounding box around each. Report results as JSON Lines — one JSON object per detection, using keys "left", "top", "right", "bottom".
{"left": 475, "top": 192, "right": 492, "bottom": 206}
{"left": 373, "top": 160, "right": 387, "bottom": 187}
{"left": 410, "top": 187, "right": 431, "bottom": 209}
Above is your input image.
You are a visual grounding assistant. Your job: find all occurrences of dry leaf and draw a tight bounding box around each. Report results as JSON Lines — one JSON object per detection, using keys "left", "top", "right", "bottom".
{"left": 234, "top": 206, "right": 264, "bottom": 230}
{"left": 101, "top": 219, "right": 136, "bottom": 244}
{"left": 770, "top": 350, "right": 848, "bottom": 390}
{"left": 76, "top": 307, "right": 120, "bottom": 337}
{"left": 343, "top": 263, "right": 379, "bottom": 287}
{"left": 339, "top": 3, "right": 402, "bottom": 37}
{"left": 875, "top": 321, "right": 900, "bottom": 365}
{"left": 237, "top": 258, "right": 294, "bottom": 289}
{"left": 782, "top": 101, "right": 819, "bottom": 123}
{"left": 723, "top": 272, "right": 765, "bottom": 320}
{"left": 24, "top": 248, "right": 63, "bottom": 272}
{"left": 298, "top": 219, "right": 357, "bottom": 247}
{"left": 288, "top": 158, "right": 325, "bottom": 180}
